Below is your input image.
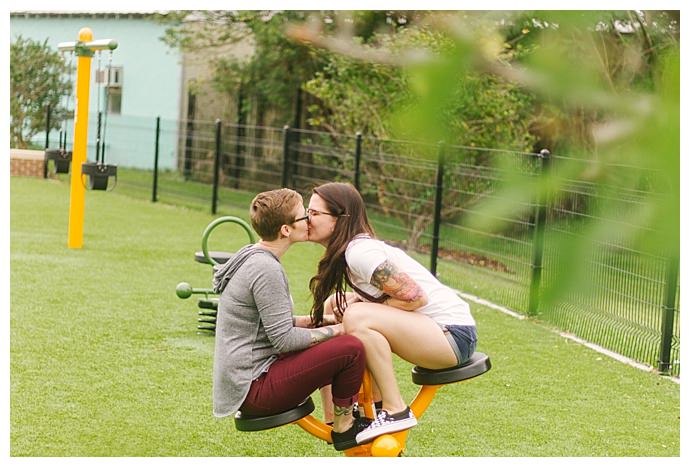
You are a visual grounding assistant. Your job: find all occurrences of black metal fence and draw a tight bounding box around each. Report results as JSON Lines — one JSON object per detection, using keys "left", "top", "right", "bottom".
{"left": 51, "top": 115, "right": 679, "bottom": 377}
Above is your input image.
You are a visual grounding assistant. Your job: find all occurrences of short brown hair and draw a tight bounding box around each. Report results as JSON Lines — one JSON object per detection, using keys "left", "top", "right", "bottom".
{"left": 250, "top": 188, "right": 303, "bottom": 241}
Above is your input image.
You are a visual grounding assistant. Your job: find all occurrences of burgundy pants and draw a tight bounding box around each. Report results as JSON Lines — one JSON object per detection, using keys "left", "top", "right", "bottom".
{"left": 239, "top": 335, "right": 365, "bottom": 416}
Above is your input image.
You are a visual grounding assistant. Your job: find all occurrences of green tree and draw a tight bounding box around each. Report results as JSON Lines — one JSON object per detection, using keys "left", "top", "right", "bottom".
{"left": 288, "top": 10, "right": 679, "bottom": 305}
{"left": 10, "top": 35, "right": 71, "bottom": 149}
{"left": 303, "top": 25, "right": 537, "bottom": 249}
{"left": 159, "top": 11, "right": 328, "bottom": 126}
{"left": 158, "top": 11, "right": 422, "bottom": 127}
{"left": 497, "top": 10, "right": 680, "bottom": 154}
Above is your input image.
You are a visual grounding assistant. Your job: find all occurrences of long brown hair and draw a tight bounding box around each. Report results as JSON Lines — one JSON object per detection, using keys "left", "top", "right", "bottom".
{"left": 309, "top": 183, "right": 384, "bottom": 325}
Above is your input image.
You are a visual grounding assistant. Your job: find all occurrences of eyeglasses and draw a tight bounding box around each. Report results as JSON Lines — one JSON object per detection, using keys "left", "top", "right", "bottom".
{"left": 307, "top": 208, "right": 350, "bottom": 218}
{"left": 292, "top": 214, "right": 310, "bottom": 223}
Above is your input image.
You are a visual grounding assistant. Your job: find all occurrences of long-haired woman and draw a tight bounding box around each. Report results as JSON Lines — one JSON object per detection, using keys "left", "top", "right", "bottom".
{"left": 307, "top": 182, "right": 477, "bottom": 444}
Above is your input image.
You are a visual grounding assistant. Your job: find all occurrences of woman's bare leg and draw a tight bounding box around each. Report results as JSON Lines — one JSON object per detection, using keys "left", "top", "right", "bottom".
{"left": 343, "top": 302, "right": 457, "bottom": 413}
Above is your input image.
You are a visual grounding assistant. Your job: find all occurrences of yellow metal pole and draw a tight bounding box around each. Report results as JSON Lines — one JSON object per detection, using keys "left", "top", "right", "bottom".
{"left": 67, "top": 27, "right": 94, "bottom": 249}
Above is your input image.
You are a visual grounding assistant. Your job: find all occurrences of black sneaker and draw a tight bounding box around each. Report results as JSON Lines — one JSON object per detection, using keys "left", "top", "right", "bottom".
{"left": 331, "top": 418, "right": 370, "bottom": 451}
{"left": 355, "top": 406, "right": 417, "bottom": 444}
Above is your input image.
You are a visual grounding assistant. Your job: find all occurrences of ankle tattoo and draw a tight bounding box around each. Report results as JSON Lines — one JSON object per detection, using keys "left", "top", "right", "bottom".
{"left": 334, "top": 405, "right": 353, "bottom": 417}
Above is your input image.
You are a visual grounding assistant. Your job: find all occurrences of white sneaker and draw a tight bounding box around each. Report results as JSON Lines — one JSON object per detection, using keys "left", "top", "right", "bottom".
{"left": 355, "top": 406, "right": 417, "bottom": 444}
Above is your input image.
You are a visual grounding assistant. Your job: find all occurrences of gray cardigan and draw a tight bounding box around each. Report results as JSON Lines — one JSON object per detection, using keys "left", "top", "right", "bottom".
{"left": 211, "top": 245, "right": 312, "bottom": 417}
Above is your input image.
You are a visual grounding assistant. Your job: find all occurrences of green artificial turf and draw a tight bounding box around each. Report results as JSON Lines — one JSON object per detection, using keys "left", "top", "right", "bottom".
{"left": 9, "top": 176, "right": 679, "bottom": 456}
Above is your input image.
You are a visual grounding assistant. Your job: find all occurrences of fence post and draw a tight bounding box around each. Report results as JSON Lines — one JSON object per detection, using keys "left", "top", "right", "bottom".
{"left": 430, "top": 142, "right": 446, "bottom": 277}
{"left": 212, "top": 119, "right": 222, "bottom": 215}
{"left": 234, "top": 122, "right": 243, "bottom": 189}
{"left": 292, "top": 88, "right": 302, "bottom": 184}
{"left": 233, "top": 86, "right": 245, "bottom": 189}
{"left": 528, "top": 148, "right": 551, "bottom": 316}
{"left": 354, "top": 132, "right": 363, "bottom": 191}
{"left": 152, "top": 116, "right": 160, "bottom": 202}
{"left": 44, "top": 104, "right": 51, "bottom": 179}
{"left": 658, "top": 255, "right": 679, "bottom": 374}
{"left": 282, "top": 125, "right": 291, "bottom": 188}
{"left": 183, "top": 91, "right": 195, "bottom": 180}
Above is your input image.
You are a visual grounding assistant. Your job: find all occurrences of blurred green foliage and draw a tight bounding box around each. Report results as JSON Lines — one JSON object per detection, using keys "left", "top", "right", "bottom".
{"left": 403, "top": 11, "right": 680, "bottom": 305}
{"left": 159, "top": 10, "right": 679, "bottom": 306}
{"left": 298, "top": 10, "right": 680, "bottom": 308}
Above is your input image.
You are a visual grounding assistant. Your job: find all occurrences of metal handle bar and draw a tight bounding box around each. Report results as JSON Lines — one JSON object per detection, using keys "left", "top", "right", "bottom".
{"left": 201, "top": 216, "right": 257, "bottom": 266}
{"left": 175, "top": 282, "right": 215, "bottom": 299}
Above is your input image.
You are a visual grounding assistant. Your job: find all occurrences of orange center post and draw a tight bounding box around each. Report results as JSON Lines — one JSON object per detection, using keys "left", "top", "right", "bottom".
{"left": 295, "top": 369, "right": 442, "bottom": 457}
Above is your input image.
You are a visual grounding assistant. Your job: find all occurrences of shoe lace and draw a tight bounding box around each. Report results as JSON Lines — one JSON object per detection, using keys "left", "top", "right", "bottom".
{"left": 367, "top": 409, "right": 391, "bottom": 429}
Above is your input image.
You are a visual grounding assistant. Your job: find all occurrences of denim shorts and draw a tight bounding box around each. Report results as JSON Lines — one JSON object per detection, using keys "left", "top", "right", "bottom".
{"left": 442, "top": 324, "right": 478, "bottom": 366}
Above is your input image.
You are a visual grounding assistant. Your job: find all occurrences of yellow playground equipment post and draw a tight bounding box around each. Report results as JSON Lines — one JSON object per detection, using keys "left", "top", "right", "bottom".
{"left": 58, "top": 28, "right": 117, "bottom": 249}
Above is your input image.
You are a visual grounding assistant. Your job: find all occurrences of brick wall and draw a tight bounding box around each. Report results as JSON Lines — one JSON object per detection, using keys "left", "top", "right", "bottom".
{"left": 10, "top": 149, "right": 45, "bottom": 177}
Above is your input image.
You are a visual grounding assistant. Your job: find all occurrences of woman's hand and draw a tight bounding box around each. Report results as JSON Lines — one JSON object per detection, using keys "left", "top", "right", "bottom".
{"left": 293, "top": 315, "right": 313, "bottom": 328}
{"left": 327, "top": 291, "right": 362, "bottom": 323}
{"left": 321, "top": 314, "right": 339, "bottom": 326}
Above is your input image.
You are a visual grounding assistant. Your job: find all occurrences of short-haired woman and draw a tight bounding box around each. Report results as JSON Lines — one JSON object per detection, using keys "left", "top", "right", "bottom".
{"left": 212, "top": 188, "right": 368, "bottom": 450}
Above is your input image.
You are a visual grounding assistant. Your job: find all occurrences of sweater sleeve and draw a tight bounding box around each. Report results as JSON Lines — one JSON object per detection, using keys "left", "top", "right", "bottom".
{"left": 249, "top": 255, "right": 312, "bottom": 353}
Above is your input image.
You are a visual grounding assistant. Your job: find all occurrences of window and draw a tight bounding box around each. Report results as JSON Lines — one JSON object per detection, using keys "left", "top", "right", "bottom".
{"left": 96, "top": 66, "right": 123, "bottom": 115}
{"left": 107, "top": 66, "right": 123, "bottom": 88}
{"left": 107, "top": 87, "right": 122, "bottom": 115}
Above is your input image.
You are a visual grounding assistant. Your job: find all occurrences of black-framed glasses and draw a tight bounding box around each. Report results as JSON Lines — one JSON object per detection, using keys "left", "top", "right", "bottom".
{"left": 292, "top": 214, "right": 310, "bottom": 223}
{"left": 307, "top": 208, "right": 350, "bottom": 218}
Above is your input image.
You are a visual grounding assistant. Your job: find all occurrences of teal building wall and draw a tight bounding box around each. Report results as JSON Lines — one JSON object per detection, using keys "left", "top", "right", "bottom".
{"left": 10, "top": 13, "right": 181, "bottom": 170}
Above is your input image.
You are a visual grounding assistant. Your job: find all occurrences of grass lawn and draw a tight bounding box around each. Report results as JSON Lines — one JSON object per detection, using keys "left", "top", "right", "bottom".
{"left": 9, "top": 176, "right": 680, "bottom": 456}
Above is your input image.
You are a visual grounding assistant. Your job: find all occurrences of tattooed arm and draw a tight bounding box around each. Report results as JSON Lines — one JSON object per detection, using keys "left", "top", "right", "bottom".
{"left": 292, "top": 310, "right": 345, "bottom": 328}
{"left": 308, "top": 323, "right": 344, "bottom": 346}
{"left": 370, "top": 260, "right": 428, "bottom": 311}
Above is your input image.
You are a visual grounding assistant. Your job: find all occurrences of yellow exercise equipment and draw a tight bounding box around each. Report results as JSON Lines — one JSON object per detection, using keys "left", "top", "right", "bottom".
{"left": 234, "top": 352, "right": 491, "bottom": 456}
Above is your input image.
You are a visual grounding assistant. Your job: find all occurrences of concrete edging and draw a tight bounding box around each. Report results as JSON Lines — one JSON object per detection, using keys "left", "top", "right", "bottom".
{"left": 10, "top": 148, "right": 45, "bottom": 161}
